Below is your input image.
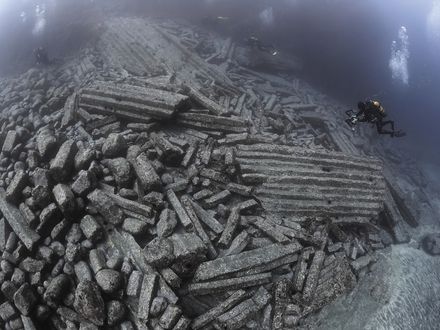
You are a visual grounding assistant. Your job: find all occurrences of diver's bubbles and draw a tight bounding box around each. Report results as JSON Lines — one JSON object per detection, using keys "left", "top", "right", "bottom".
{"left": 20, "top": 11, "right": 27, "bottom": 23}
{"left": 32, "top": 3, "right": 46, "bottom": 36}
{"left": 427, "top": 0, "right": 440, "bottom": 45}
{"left": 259, "top": 7, "right": 274, "bottom": 26}
{"left": 389, "top": 26, "right": 410, "bottom": 85}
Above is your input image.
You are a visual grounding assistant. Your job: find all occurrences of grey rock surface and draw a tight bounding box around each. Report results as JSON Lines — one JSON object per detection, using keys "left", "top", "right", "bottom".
{"left": 73, "top": 280, "right": 105, "bottom": 326}
{"left": 304, "top": 245, "right": 440, "bottom": 330}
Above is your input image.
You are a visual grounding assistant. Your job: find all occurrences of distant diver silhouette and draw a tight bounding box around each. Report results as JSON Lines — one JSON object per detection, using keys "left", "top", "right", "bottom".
{"left": 33, "top": 47, "right": 50, "bottom": 65}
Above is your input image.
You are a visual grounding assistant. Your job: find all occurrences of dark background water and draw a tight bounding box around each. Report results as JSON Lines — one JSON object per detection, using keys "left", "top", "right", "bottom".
{"left": 0, "top": 0, "right": 439, "bottom": 152}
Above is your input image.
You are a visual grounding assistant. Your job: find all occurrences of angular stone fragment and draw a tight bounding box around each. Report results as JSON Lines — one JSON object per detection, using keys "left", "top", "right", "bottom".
{"left": 19, "top": 203, "right": 38, "bottom": 228}
{"left": 200, "top": 168, "right": 229, "bottom": 184}
{"left": 143, "top": 191, "right": 164, "bottom": 208}
{"left": 11, "top": 268, "right": 25, "bottom": 286}
{"left": 50, "top": 140, "right": 78, "bottom": 182}
{"left": 176, "top": 112, "right": 247, "bottom": 133}
{"left": 181, "top": 143, "right": 198, "bottom": 168}
{"left": 126, "top": 270, "right": 143, "bottom": 297}
{"left": 73, "top": 281, "right": 105, "bottom": 326}
{"left": 180, "top": 202, "right": 215, "bottom": 260}
{"left": 106, "top": 253, "right": 123, "bottom": 270}
{"left": 72, "top": 170, "right": 95, "bottom": 197}
{"left": 351, "top": 254, "right": 374, "bottom": 273}
{"left": 13, "top": 283, "right": 37, "bottom": 316}
{"left": 6, "top": 171, "right": 28, "bottom": 204}
{"left": 120, "top": 321, "right": 135, "bottom": 330}
{"left": 31, "top": 168, "right": 51, "bottom": 187}
{"left": 0, "top": 301, "right": 16, "bottom": 321}
{"left": 272, "top": 279, "right": 290, "bottom": 329}
{"left": 204, "top": 190, "right": 231, "bottom": 208}
{"left": 102, "top": 133, "right": 127, "bottom": 158}
{"left": 36, "top": 128, "right": 57, "bottom": 158}
{"left": 188, "top": 199, "right": 224, "bottom": 234}
{"left": 150, "top": 296, "right": 168, "bottom": 318}
{"left": 74, "top": 261, "right": 93, "bottom": 282}
{"left": 31, "top": 185, "right": 51, "bottom": 208}
{"left": 160, "top": 268, "right": 182, "bottom": 289}
{"left": 159, "top": 305, "right": 182, "bottom": 329}
{"left": 143, "top": 237, "right": 174, "bottom": 268}
{"left": 293, "top": 248, "right": 312, "bottom": 292}
{"left": 89, "top": 249, "right": 106, "bottom": 274}
{"left": 152, "top": 134, "right": 184, "bottom": 166}
{"left": 65, "top": 243, "right": 81, "bottom": 263}
{"left": 61, "top": 92, "right": 77, "bottom": 127}
{"left": 132, "top": 153, "right": 161, "bottom": 192}
{"left": 200, "top": 138, "right": 214, "bottom": 165}
{"left": 50, "top": 219, "right": 69, "bottom": 241}
{"left": 166, "top": 179, "right": 188, "bottom": 192}
{"left": 56, "top": 306, "right": 81, "bottom": 324}
{"left": 2, "top": 130, "right": 17, "bottom": 155}
{"left": 248, "top": 217, "right": 290, "bottom": 243}
{"left": 37, "top": 203, "right": 62, "bottom": 236}
{"left": 302, "top": 250, "right": 325, "bottom": 303}
{"left": 0, "top": 217, "right": 8, "bottom": 251}
{"left": 138, "top": 274, "right": 158, "bottom": 324}
{"left": 95, "top": 269, "right": 123, "bottom": 294}
{"left": 218, "top": 208, "right": 240, "bottom": 248}
{"left": 166, "top": 190, "right": 193, "bottom": 231}
{"left": 187, "top": 273, "right": 272, "bottom": 296}
{"left": 195, "top": 242, "right": 301, "bottom": 281}
{"left": 27, "top": 149, "right": 40, "bottom": 170}
{"left": 0, "top": 189, "right": 40, "bottom": 251}
{"left": 157, "top": 209, "right": 177, "bottom": 238}
{"left": 193, "top": 189, "right": 213, "bottom": 201}
{"left": 105, "top": 191, "right": 152, "bottom": 220}
{"left": 216, "top": 287, "right": 271, "bottom": 329}
{"left": 87, "top": 190, "right": 124, "bottom": 225}
{"left": 44, "top": 274, "right": 70, "bottom": 307}
{"left": 21, "top": 316, "right": 38, "bottom": 330}
{"left": 52, "top": 184, "right": 76, "bottom": 214}
{"left": 102, "top": 158, "right": 132, "bottom": 188}
{"left": 119, "top": 188, "right": 138, "bottom": 200}
{"left": 19, "top": 257, "right": 45, "bottom": 273}
{"left": 122, "top": 217, "right": 148, "bottom": 235}
{"left": 75, "top": 148, "right": 95, "bottom": 171}
{"left": 191, "top": 290, "right": 247, "bottom": 329}
{"left": 169, "top": 233, "right": 207, "bottom": 265}
{"left": 172, "top": 316, "right": 190, "bottom": 330}
{"left": 80, "top": 215, "right": 102, "bottom": 243}
{"left": 37, "top": 246, "right": 55, "bottom": 264}
{"left": 225, "top": 231, "right": 250, "bottom": 256}
{"left": 107, "top": 300, "right": 126, "bottom": 326}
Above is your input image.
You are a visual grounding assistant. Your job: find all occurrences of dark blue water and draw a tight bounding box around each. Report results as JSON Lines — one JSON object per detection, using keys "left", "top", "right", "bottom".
{"left": 1, "top": 0, "right": 439, "bottom": 149}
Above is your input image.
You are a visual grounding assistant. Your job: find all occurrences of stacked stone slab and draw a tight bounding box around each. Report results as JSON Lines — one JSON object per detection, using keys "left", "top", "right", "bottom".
{"left": 79, "top": 81, "right": 191, "bottom": 122}
{"left": 236, "top": 143, "right": 386, "bottom": 219}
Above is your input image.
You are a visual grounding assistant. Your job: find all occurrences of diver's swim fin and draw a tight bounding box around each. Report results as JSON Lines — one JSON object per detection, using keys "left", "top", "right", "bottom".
{"left": 393, "top": 130, "right": 406, "bottom": 138}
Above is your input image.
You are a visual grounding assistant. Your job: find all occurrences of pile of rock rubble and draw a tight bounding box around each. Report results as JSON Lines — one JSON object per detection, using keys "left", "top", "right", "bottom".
{"left": 0, "top": 17, "right": 418, "bottom": 330}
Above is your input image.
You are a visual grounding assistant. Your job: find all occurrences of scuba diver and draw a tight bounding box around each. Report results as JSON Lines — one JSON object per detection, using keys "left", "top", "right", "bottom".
{"left": 245, "top": 36, "right": 278, "bottom": 56}
{"left": 345, "top": 100, "right": 405, "bottom": 137}
{"left": 33, "top": 47, "right": 50, "bottom": 65}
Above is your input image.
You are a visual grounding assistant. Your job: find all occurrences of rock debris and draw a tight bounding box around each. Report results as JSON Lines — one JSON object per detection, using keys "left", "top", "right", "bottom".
{"left": 0, "top": 16, "right": 418, "bottom": 329}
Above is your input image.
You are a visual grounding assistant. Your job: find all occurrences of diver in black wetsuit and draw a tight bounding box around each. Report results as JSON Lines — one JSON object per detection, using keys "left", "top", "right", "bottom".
{"left": 354, "top": 100, "right": 405, "bottom": 137}
{"left": 33, "top": 47, "right": 50, "bottom": 65}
